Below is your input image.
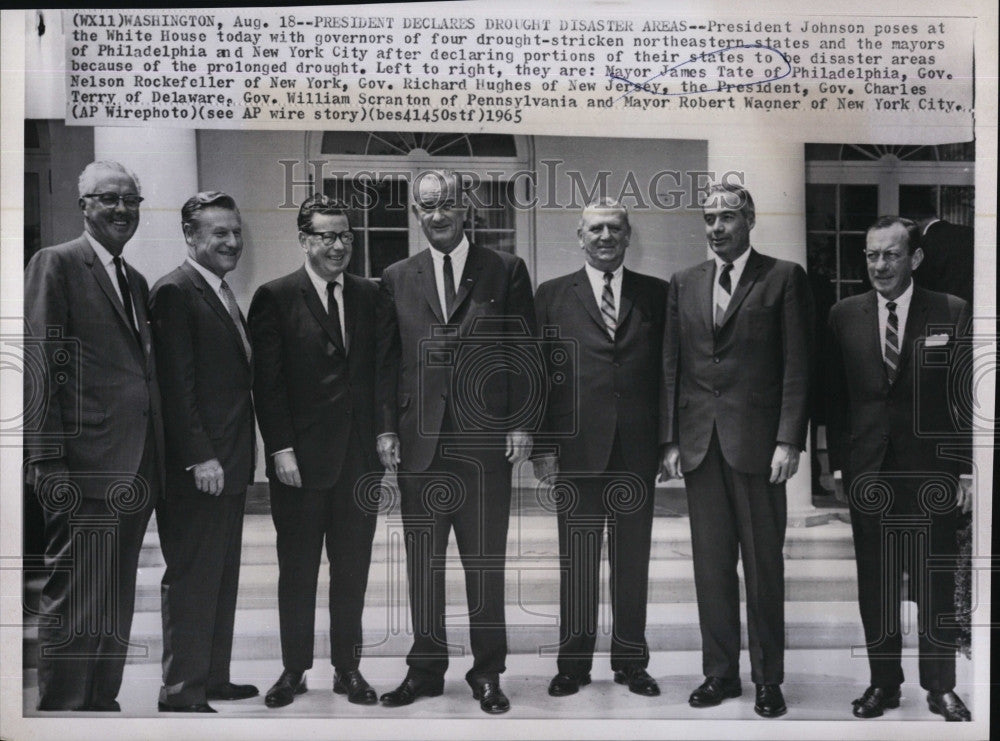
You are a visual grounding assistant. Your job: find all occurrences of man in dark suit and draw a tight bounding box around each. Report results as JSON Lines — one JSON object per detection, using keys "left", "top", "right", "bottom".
{"left": 376, "top": 169, "right": 536, "bottom": 714}
{"left": 24, "top": 160, "right": 164, "bottom": 711}
{"left": 660, "top": 183, "right": 812, "bottom": 718}
{"left": 149, "top": 192, "right": 258, "bottom": 712}
{"left": 826, "top": 216, "right": 972, "bottom": 721}
{"left": 249, "top": 194, "right": 382, "bottom": 709}
{"left": 912, "top": 214, "right": 973, "bottom": 304}
{"left": 533, "top": 200, "right": 666, "bottom": 698}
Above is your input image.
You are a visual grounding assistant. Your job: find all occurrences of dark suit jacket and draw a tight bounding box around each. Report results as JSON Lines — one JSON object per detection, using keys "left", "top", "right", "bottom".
{"left": 535, "top": 267, "right": 667, "bottom": 479}
{"left": 149, "top": 261, "right": 255, "bottom": 497}
{"left": 23, "top": 234, "right": 165, "bottom": 499}
{"left": 826, "top": 286, "right": 972, "bottom": 484}
{"left": 660, "top": 249, "right": 812, "bottom": 475}
{"left": 249, "top": 267, "right": 380, "bottom": 489}
{"left": 376, "top": 244, "right": 537, "bottom": 473}
{"left": 913, "top": 220, "right": 973, "bottom": 304}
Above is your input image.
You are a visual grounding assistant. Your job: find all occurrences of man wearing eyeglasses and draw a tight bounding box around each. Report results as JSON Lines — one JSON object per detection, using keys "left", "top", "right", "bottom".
{"left": 248, "top": 194, "right": 383, "bottom": 709}
{"left": 826, "top": 216, "right": 973, "bottom": 721}
{"left": 149, "top": 192, "right": 258, "bottom": 712}
{"left": 24, "top": 161, "right": 164, "bottom": 711}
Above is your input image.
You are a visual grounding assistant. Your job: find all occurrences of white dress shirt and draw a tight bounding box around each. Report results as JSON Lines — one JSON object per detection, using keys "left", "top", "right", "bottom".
{"left": 712, "top": 245, "right": 752, "bottom": 318}
{"left": 303, "top": 259, "right": 346, "bottom": 347}
{"left": 877, "top": 280, "right": 914, "bottom": 362}
{"left": 584, "top": 261, "right": 623, "bottom": 319}
{"left": 85, "top": 231, "right": 139, "bottom": 328}
{"left": 429, "top": 236, "right": 469, "bottom": 319}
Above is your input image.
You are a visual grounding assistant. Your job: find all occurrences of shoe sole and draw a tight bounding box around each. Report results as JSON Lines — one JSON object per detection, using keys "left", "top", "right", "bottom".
{"left": 689, "top": 688, "right": 742, "bottom": 708}
{"left": 264, "top": 683, "right": 307, "bottom": 708}
{"left": 548, "top": 676, "right": 592, "bottom": 697}
{"left": 333, "top": 685, "right": 379, "bottom": 705}
{"left": 380, "top": 686, "right": 444, "bottom": 707}
{"left": 928, "top": 702, "right": 970, "bottom": 721}
{"left": 614, "top": 674, "right": 661, "bottom": 696}
{"left": 754, "top": 705, "right": 788, "bottom": 718}
{"left": 852, "top": 696, "right": 899, "bottom": 718}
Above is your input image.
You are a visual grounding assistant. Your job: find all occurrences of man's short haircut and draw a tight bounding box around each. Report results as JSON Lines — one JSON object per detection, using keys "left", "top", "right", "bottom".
{"left": 411, "top": 169, "right": 468, "bottom": 207}
{"left": 297, "top": 192, "right": 350, "bottom": 232}
{"left": 868, "top": 215, "right": 921, "bottom": 254}
{"left": 78, "top": 160, "right": 141, "bottom": 197}
{"left": 580, "top": 197, "right": 630, "bottom": 228}
{"left": 181, "top": 191, "right": 239, "bottom": 231}
{"left": 702, "top": 182, "right": 755, "bottom": 221}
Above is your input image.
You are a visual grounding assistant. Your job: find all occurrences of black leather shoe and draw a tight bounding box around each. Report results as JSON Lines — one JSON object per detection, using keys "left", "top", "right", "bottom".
{"left": 851, "top": 685, "right": 901, "bottom": 718}
{"left": 754, "top": 684, "right": 787, "bottom": 718}
{"left": 614, "top": 667, "right": 660, "bottom": 697}
{"left": 379, "top": 674, "right": 444, "bottom": 707}
{"left": 689, "top": 676, "right": 742, "bottom": 707}
{"left": 548, "top": 672, "right": 591, "bottom": 697}
{"left": 265, "top": 670, "right": 307, "bottom": 709}
{"left": 334, "top": 668, "right": 378, "bottom": 705}
{"left": 471, "top": 680, "right": 510, "bottom": 714}
{"left": 158, "top": 701, "right": 216, "bottom": 713}
{"left": 927, "top": 690, "right": 971, "bottom": 721}
{"left": 207, "top": 682, "right": 259, "bottom": 701}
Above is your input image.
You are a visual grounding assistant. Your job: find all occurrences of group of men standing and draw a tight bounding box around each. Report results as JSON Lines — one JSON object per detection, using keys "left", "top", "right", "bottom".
{"left": 24, "top": 162, "right": 973, "bottom": 721}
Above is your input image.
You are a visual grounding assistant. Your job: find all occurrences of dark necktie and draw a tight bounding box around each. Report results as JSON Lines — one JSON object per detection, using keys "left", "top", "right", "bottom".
{"left": 443, "top": 254, "right": 456, "bottom": 319}
{"left": 112, "top": 255, "right": 142, "bottom": 347}
{"left": 326, "top": 280, "right": 345, "bottom": 349}
{"left": 600, "top": 271, "right": 617, "bottom": 339}
{"left": 884, "top": 300, "right": 900, "bottom": 383}
{"left": 220, "top": 279, "right": 252, "bottom": 361}
{"left": 715, "top": 262, "right": 733, "bottom": 328}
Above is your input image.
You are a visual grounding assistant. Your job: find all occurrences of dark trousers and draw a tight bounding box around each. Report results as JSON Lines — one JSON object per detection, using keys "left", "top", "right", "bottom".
{"left": 684, "top": 428, "right": 787, "bottom": 685}
{"left": 397, "top": 430, "right": 512, "bottom": 685}
{"left": 848, "top": 446, "right": 959, "bottom": 691}
{"left": 269, "top": 432, "right": 377, "bottom": 673}
{"left": 555, "top": 435, "right": 655, "bottom": 675}
{"left": 156, "top": 490, "right": 246, "bottom": 705}
{"left": 36, "top": 438, "right": 158, "bottom": 710}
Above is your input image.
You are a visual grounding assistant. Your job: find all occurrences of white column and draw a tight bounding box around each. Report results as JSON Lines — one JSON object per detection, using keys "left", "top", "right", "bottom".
{"left": 93, "top": 127, "right": 197, "bottom": 285}
{"left": 707, "top": 128, "right": 828, "bottom": 526}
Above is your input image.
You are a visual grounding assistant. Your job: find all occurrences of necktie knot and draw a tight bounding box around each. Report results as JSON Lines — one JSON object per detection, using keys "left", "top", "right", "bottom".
{"left": 719, "top": 262, "right": 733, "bottom": 294}
{"left": 604, "top": 271, "right": 613, "bottom": 284}
{"left": 886, "top": 300, "right": 897, "bottom": 313}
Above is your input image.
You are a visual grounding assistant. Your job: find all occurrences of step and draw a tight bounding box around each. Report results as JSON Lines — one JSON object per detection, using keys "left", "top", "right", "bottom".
{"left": 23, "top": 601, "right": 875, "bottom": 666}
{"left": 127, "top": 557, "right": 859, "bottom": 613}
{"left": 138, "top": 514, "right": 857, "bottom": 567}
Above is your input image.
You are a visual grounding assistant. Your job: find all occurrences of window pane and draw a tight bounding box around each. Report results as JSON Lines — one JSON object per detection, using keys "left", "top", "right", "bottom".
{"left": 807, "top": 233, "right": 836, "bottom": 280}
{"left": 840, "top": 185, "right": 878, "bottom": 231}
{"left": 940, "top": 186, "right": 974, "bottom": 226}
{"left": 839, "top": 234, "right": 868, "bottom": 282}
{"left": 369, "top": 231, "right": 408, "bottom": 277}
{"left": 899, "top": 185, "right": 937, "bottom": 221}
{"left": 475, "top": 232, "right": 516, "bottom": 254}
{"left": 347, "top": 231, "right": 366, "bottom": 277}
{"left": 806, "top": 184, "right": 836, "bottom": 231}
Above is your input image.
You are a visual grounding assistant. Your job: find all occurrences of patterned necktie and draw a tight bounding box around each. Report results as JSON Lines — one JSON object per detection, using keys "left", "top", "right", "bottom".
{"left": 443, "top": 254, "right": 457, "bottom": 319}
{"left": 715, "top": 262, "right": 733, "bottom": 328}
{"left": 601, "top": 271, "right": 617, "bottom": 339}
{"left": 112, "top": 255, "right": 142, "bottom": 347}
{"left": 884, "top": 300, "right": 900, "bottom": 383}
{"left": 326, "top": 281, "right": 345, "bottom": 349}
{"left": 220, "top": 280, "right": 252, "bottom": 361}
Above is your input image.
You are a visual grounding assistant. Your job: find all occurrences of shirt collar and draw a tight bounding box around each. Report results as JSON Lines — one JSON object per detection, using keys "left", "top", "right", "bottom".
{"left": 303, "top": 259, "right": 343, "bottom": 297}
{"left": 84, "top": 231, "right": 118, "bottom": 267}
{"left": 877, "top": 279, "right": 914, "bottom": 310}
{"left": 714, "top": 245, "right": 752, "bottom": 275}
{"left": 185, "top": 256, "right": 224, "bottom": 293}
{"left": 429, "top": 235, "right": 469, "bottom": 264}
{"left": 584, "top": 261, "right": 624, "bottom": 283}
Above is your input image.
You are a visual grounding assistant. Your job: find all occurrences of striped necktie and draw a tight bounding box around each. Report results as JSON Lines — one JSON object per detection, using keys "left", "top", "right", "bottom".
{"left": 601, "top": 271, "right": 616, "bottom": 339}
{"left": 884, "top": 300, "right": 900, "bottom": 383}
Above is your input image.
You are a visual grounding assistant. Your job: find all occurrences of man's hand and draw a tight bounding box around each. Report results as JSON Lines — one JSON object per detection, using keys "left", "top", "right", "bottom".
{"left": 274, "top": 450, "right": 302, "bottom": 488}
{"left": 377, "top": 434, "right": 401, "bottom": 472}
{"left": 769, "top": 443, "right": 801, "bottom": 484}
{"left": 659, "top": 444, "right": 682, "bottom": 481}
{"left": 956, "top": 475, "right": 974, "bottom": 514}
{"left": 192, "top": 458, "right": 225, "bottom": 495}
{"left": 532, "top": 454, "right": 559, "bottom": 482}
{"left": 506, "top": 430, "right": 533, "bottom": 462}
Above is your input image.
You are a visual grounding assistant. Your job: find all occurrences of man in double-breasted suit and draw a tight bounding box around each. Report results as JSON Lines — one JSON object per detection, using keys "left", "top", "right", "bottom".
{"left": 827, "top": 216, "right": 973, "bottom": 721}
{"left": 24, "top": 161, "right": 164, "bottom": 711}
{"left": 376, "top": 170, "right": 536, "bottom": 714}
{"left": 249, "top": 194, "right": 382, "bottom": 708}
{"left": 533, "top": 200, "right": 667, "bottom": 698}
{"left": 660, "top": 183, "right": 812, "bottom": 717}
{"left": 149, "top": 192, "right": 258, "bottom": 712}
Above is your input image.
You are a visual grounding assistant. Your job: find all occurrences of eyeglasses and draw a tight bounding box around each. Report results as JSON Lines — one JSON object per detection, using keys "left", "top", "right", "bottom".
{"left": 83, "top": 192, "right": 144, "bottom": 209}
{"left": 864, "top": 250, "right": 906, "bottom": 263}
{"left": 304, "top": 229, "right": 354, "bottom": 245}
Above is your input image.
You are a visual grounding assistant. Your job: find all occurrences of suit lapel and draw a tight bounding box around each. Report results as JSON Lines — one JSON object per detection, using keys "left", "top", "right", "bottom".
{"left": 898, "top": 287, "right": 929, "bottom": 381}
{"left": 697, "top": 261, "right": 715, "bottom": 334}
{"left": 343, "top": 273, "right": 362, "bottom": 355}
{"left": 570, "top": 268, "right": 607, "bottom": 334}
{"left": 80, "top": 238, "right": 145, "bottom": 365}
{"left": 415, "top": 249, "right": 445, "bottom": 324}
{"left": 297, "top": 266, "right": 345, "bottom": 355}
{"left": 450, "top": 243, "right": 481, "bottom": 321}
{"left": 719, "top": 249, "right": 762, "bottom": 328}
{"left": 180, "top": 261, "right": 250, "bottom": 369}
{"left": 859, "top": 290, "right": 886, "bottom": 383}
{"left": 617, "top": 268, "right": 637, "bottom": 329}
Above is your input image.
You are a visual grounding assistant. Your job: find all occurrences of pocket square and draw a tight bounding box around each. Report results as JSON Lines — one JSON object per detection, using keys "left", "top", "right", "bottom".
{"left": 925, "top": 333, "right": 951, "bottom": 347}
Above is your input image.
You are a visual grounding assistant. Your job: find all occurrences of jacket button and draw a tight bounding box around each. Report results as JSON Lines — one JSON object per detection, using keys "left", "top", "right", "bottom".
{"left": 713, "top": 390, "right": 720, "bottom": 397}
{"left": 713, "top": 357, "right": 720, "bottom": 364}
{"left": 614, "top": 392, "right": 621, "bottom": 399}
{"left": 881, "top": 434, "right": 888, "bottom": 441}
